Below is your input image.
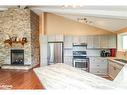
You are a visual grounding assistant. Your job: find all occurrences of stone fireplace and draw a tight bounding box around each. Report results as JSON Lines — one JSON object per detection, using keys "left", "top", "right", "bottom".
{"left": 11, "top": 49, "right": 24, "bottom": 66}
{"left": 0, "top": 8, "right": 40, "bottom": 68}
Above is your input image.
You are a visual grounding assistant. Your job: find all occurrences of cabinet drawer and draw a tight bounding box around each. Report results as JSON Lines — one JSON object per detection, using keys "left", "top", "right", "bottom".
{"left": 90, "top": 68, "right": 107, "bottom": 75}
{"left": 108, "top": 61, "right": 123, "bottom": 69}
{"left": 108, "top": 64, "right": 121, "bottom": 79}
{"left": 90, "top": 63, "right": 107, "bottom": 68}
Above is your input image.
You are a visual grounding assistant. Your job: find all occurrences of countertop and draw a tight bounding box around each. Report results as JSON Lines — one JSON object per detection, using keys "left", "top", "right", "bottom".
{"left": 88, "top": 56, "right": 126, "bottom": 65}
{"left": 34, "top": 63, "right": 118, "bottom": 89}
{"left": 107, "top": 57, "right": 127, "bottom": 66}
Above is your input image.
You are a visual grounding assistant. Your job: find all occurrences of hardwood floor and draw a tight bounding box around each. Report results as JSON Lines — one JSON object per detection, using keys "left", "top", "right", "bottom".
{"left": 0, "top": 69, "right": 45, "bottom": 89}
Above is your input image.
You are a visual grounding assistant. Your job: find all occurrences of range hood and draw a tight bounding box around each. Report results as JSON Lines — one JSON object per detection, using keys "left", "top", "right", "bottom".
{"left": 73, "top": 43, "right": 87, "bottom": 46}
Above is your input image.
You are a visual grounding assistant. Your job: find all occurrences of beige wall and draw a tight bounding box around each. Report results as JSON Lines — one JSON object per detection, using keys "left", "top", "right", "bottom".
{"left": 116, "top": 27, "right": 127, "bottom": 34}
{"left": 42, "top": 13, "right": 114, "bottom": 36}
{"left": 39, "top": 13, "right": 45, "bottom": 35}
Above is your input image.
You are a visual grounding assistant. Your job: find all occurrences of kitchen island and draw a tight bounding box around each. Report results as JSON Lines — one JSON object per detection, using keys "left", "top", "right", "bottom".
{"left": 34, "top": 63, "right": 127, "bottom": 89}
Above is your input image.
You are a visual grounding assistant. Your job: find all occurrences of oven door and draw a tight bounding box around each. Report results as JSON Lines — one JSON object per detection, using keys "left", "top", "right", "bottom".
{"left": 73, "top": 59, "right": 89, "bottom": 72}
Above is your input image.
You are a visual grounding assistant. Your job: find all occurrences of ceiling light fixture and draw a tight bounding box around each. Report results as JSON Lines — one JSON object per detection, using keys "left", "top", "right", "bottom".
{"left": 62, "top": 4, "right": 83, "bottom": 8}
{"left": 77, "top": 17, "right": 93, "bottom": 24}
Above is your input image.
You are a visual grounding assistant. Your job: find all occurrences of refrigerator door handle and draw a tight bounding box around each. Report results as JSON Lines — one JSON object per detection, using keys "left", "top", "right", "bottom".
{"left": 47, "top": 44, "right": 50, "bottom": 65}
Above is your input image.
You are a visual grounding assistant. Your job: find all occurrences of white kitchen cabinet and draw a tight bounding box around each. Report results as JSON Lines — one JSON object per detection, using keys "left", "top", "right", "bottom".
{"left": 48, "top": 34, "right": 64, "bottom": 42}
{"left": 79, "top": 36, "right": 87, "bottom": 43}
{"left": 86, "top": 35, "right": 100, "bottom": 49}
{"left": 41, "top": 36, "right": 48, "bottom": 59}
{"left": 48, "top": 35, "right": 56, "bottom": 42}
{"left": 41, "top": 35, "right": 48, "bottom": 44}
{"left": 93, "top": 35, "right": 100, "bottom": 48}
{"left": 55, "top": 34, "right": 64, "bottom": 41}
{"left": 41, "top": 43, "right": 48, "bottom": 59}
{"left": 100, "top": 35, "right": 108, "bottom": 48}
{"left": 41, "top": 58, "right": 48, "bottom": 66}
{"left": 64, "top": 56, "right": 73, "bottom": 66}
{"left": 108, "top": 60, "right": 123, "bottom": 79}
{"left": 73, "top": 36, "right": 80, "bottom": 43}
{"left": 40, "top": 35, "right": 48, "bottom": 66}
{"left": 90, "top": 68, "right": 107, "bottom": 75}
{"left": 86, "top": 36, "right": 93, "bottom": 48}
{"left": 90, "top": 57, "right": 108, "bottom": 76}
{"left": 64, "top": 35, "right": 116, "bottom": 49}
{"left": 64, "top": 49, "right": 73, "bottom": 57}
{"left": 99, "top": 35, "right": 116, "bottom": 49}
{"left": 64, "top": 35, "right": 73, "bottom": 48}
{"left": 108, "top": 35, "right": 117, "bottom": 48}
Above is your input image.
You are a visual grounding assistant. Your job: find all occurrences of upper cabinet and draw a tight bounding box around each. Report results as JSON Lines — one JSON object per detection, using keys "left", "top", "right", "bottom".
{"left": 93, "top": 35, "right": 100, "bottom": 48}
{"left": 48, "top": 34, "right": 117, "bottom": 49}
{"left": 48, "top": 34, "right": 64, "bottom": 42}
{"left": 86, "top": 36, "right": 93, "bottom": 48}
{"left": 100, "top": 35, "right": 117, "bottom": 49}
{"left": 79, "top": 36, "right": 87, "bottom": 43}
{"left": 73, "top": 36, "right": 80, "bottom": 43}
{"left": 100, "top": 35, "right": 109, "bottom": 48}
{"left": 108, "top": 35, "right": 117, "bottom": 48}
{"left": 64, "top": 35, "right": 73, "bottom": 49}
{"left": 87, "top": 35, "right": 116, "bottom": 49}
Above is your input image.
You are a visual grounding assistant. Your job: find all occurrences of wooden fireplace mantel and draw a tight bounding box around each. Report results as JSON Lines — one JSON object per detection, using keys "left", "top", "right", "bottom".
{"left": 4, "top": 39, "right": 27, "bottom": 46}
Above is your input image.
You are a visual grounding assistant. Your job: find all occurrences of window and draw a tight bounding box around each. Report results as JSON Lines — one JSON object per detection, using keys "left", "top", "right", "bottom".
{"left": 122, "top": 35, "right": 127, "bottom": 50}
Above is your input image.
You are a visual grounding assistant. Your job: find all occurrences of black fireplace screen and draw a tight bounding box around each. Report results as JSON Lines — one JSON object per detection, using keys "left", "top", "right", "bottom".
{"left": 11, "top": 49, "right": 24, "bottom": 65}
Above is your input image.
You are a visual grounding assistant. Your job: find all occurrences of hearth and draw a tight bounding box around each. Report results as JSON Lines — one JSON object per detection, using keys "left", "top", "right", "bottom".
{"left": 11, "top": 49, "right": 24, "bottom": 66}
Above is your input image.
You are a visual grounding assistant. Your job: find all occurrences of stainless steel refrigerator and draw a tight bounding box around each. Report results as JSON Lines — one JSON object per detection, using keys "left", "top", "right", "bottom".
{"left": 48, "top": 42, "right": 63, "bottom": 65}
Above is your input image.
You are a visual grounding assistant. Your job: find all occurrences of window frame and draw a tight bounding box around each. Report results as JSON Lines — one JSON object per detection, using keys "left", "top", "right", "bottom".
{"left": 122, "top": 34, "right": 127, "bottom": 50}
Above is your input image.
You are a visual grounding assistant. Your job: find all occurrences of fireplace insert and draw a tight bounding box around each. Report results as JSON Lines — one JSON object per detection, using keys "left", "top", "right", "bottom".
{"left": 11, "top": 49, "right": 24, "bottom": 66}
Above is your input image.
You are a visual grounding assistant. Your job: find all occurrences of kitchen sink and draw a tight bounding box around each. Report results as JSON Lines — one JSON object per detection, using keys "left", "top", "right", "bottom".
{"left": 114, "top": 59, "right": 127, "bottom": 63}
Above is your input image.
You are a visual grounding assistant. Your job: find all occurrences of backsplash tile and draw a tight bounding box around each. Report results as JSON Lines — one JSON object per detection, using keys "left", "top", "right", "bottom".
{"left": 117, "top": 51, "right": 127, "bottom": 60}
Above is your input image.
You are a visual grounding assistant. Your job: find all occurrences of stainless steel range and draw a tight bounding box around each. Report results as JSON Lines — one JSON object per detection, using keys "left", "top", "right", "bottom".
{"left": 73, "top": 58, "right": 89, "bottom": 71}
{"left": 73, "top": 43, "right": 89, "bottom": 72}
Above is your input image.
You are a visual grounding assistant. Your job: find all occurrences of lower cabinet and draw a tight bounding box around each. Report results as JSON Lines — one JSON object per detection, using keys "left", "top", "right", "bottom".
{"left": 108, "top": 60, "right": 123, "bottom": 79}
{"left": 41, "top": 58, "right": 48, "bottom": 67}
{"left": 89, "top": 57, "right": 108, "bottom": 76}
{"left": 90, "top": 68, "right": 107, "bottom": 75}
{"left": 64, "top": 56, "right": 73, "bottom": 66}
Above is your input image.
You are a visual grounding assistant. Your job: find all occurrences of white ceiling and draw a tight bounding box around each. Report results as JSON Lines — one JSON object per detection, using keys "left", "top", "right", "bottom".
{"left": 1, "top": 6, "right": 127, "bottom": 32}
{"left": 55, "top": 14, "right": 127, "bottom": 32}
